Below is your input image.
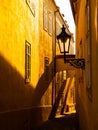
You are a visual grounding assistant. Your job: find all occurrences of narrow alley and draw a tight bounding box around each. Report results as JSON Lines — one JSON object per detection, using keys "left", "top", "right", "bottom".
{"left": 0, "top": 0, "right": 97, "bottom": 130}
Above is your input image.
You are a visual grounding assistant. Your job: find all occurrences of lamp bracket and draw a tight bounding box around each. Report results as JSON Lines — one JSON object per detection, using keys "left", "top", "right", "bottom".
{"left": 66, "top": 58, "right": 85, "bottom": 69}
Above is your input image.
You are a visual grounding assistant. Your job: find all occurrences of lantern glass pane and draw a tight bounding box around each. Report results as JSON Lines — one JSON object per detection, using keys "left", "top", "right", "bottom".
{"left": 58, "top": 40, "right": 64, "bottom": 53}
{"left": 65, "top": 39, "right": 70, "bottom": 53}
{"left": 58, "top": 39, "right": 70, "bottom": 53}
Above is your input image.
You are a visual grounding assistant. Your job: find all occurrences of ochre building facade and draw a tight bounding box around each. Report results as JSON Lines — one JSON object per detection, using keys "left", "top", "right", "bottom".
{"left": 72, "top": 0, "right": 98, "bottom": 129}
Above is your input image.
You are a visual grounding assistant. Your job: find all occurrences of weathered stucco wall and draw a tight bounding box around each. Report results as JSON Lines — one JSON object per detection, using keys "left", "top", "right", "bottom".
{"left": 76, "top": 0, "right": 98, "bottom": 130}
{"left": 0, "top": 0, "right": 55, "bottom": 129}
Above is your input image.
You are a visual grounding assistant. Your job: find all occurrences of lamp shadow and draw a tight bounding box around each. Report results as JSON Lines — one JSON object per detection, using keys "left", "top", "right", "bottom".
{"left": 32, "top": 60, "right": 54, "bottom": 106}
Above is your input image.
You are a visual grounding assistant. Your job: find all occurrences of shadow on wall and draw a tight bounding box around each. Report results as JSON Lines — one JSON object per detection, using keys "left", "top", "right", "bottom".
{"left": 32, "top": 63, "right": 54, "bottom": 106}
{"left": 0, "top": 54, "right": 34, "bottom": 111}
{"left": 76, "top": 96, "right": 89, "bottom": 130}
{"left": 0, "top": 54, "right": 54, "bottom": 129}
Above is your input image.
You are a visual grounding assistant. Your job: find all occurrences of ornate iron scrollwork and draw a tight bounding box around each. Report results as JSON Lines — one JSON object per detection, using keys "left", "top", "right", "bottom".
{"left": 67, "top": 58, "right": 85, "bottom": 69}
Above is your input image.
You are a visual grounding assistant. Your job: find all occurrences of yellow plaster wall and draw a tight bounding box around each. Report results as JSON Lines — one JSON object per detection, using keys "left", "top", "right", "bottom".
{"left": 38, "top": 0, "right": 54, "bottom": 106}
{"left": 0, "top": 0, "right": 41, "bottom": 112}
{"left": 0, "top": 0, "right": 40, "bottom": 87}
{"left": 0, "top": 0, "right": 61, "bottom": 129}
{"left": 76, "top": 0, "right": 98, "bottom": 129}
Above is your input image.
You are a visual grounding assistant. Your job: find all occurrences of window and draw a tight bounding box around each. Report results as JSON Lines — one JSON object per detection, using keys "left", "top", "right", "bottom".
{"left": 26, "top": 0, "right": 35, "bottom": 15}
{"left": 44, "top": 57, "right": 49, "bottom": 81}
{"left": 43, "top": 4, "right": 48, "bottom": 30}
{"left": 62, "top": 70, "right": 67, "bottom": 80}
{"left": 48, "top": 12, "right": 52, "bottom": 35}
{"left": 25, "top": 41, "right": 31, "bottom": 83}
{"left": 43, "top": 4, "right": 53, "bottom": 34}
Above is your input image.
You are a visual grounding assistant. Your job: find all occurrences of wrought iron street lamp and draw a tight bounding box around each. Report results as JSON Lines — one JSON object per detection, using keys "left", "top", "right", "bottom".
{"left": 57, "top": 25, "right": 85, "bottom": 69}
{"left": 57, "top": 25, "right": 71, "bottom": 62}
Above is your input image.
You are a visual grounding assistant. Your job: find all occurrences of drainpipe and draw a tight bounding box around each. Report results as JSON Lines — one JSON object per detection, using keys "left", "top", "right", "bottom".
{"left": 52, "top": 7, "right": 59, "bottom": 105}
